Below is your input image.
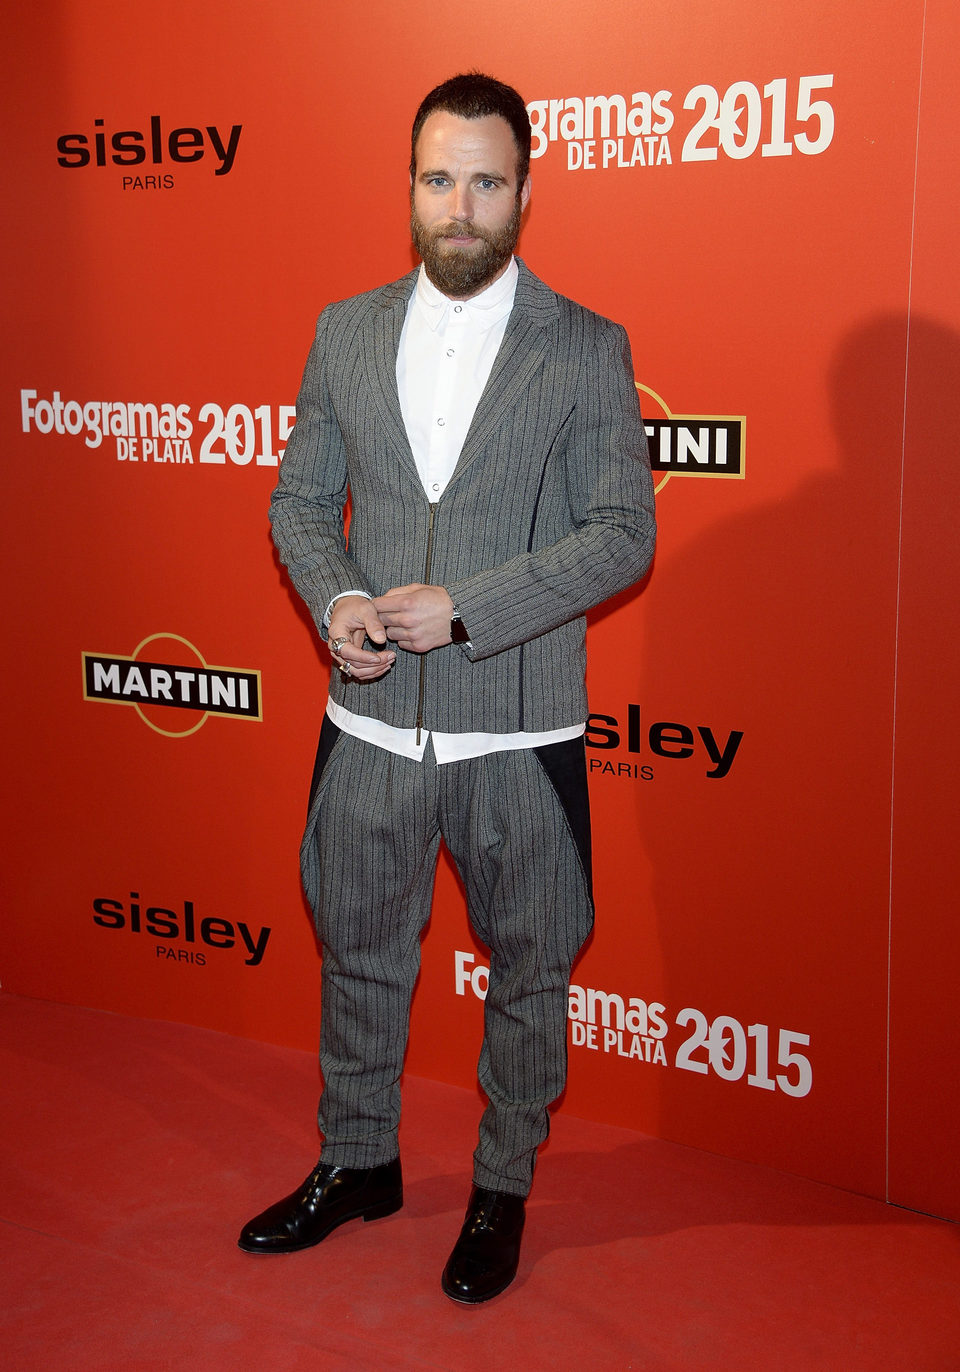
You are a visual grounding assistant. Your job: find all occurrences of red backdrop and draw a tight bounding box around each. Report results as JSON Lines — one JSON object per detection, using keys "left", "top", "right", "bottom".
{"left": 2, "top": 0, "right": 957, "bottom": 1221}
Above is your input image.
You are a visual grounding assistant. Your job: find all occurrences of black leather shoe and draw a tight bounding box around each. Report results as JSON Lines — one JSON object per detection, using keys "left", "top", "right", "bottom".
{"left": 441, "top": 1185, "right": 526, "bottom": 1304}
{"left": 238, "top": 1157, "right": 402, "bottom": 1254}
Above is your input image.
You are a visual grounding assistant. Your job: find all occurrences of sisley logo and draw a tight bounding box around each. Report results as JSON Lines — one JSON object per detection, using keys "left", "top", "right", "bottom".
{"left": 586, "top": 705, "right": 744, "bottom": 780}
{"left": 56, "top": 115, "right": 243, "bottom": 183}
{"left": 93, "top": 891, "right": 271, "bottom": 967}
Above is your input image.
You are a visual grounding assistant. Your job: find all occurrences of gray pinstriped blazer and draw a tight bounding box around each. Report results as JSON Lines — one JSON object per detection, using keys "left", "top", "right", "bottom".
{"left": 269, "top": 260, "right": 656, "bottom": 735}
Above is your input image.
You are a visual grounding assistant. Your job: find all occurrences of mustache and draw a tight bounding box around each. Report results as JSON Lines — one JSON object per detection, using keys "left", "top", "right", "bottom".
{"left": 433, "top": 223, "right": 486, "bottom": 240}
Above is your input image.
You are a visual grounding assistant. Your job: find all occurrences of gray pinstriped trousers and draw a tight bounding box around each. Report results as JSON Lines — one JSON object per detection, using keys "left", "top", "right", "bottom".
{"left": 300, "top": 719, "right": 594, "bottom": 1197}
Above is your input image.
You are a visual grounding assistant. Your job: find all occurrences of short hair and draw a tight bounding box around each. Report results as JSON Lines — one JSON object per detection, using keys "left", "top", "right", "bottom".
{"left": 410, "top": 72, "right": 532, "bottom": 186}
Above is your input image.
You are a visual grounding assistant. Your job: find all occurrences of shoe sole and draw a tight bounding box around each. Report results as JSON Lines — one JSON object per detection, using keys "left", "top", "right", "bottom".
{"left": 440, "top": 1270, "right": 517, "bottom": 1305}
{"left": 237, "top": 1193, "right": 403, "bottom": 1254}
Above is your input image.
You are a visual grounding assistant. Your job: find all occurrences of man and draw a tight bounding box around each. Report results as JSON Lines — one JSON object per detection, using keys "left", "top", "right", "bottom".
{"left": 240, "top": 72, "right": 655, "bottom": 1303}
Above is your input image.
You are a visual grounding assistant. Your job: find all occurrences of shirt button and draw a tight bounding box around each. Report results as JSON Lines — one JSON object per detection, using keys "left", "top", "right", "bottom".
{"left": 437, "top": 417, "right": 445, "bottom": 427}
{"left": 446, "top": 348, "right": 455, "bottom": 357}
{"left": 431, "top": 483, "right": 440, "bottom": 492}
{"left": 453, "top": 305, "right": 463, "bottom": 313}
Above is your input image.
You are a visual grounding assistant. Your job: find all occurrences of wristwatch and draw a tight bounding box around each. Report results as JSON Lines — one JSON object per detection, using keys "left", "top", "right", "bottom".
{"left": 450, "top": 611, "right": 470, "bottom": 645}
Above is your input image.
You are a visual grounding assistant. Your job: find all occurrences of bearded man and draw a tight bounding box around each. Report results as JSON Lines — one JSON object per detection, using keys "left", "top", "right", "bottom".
{"left": 240, "top": 72, "right": 656, "bottom": 1303}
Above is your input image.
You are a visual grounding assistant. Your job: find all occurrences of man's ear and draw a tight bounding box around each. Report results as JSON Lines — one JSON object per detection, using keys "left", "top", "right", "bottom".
{"left": 520, "top": 175, "right": 531, "bottom": 212}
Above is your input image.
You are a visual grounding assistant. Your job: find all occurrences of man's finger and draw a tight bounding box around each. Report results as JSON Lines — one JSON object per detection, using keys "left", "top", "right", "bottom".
{"left": 340, "top": 644, "right": 395, "bottom": 667}
{"left": 358, "top": 600, "right": 389, "bottom": 646}
{"left": 372, "top": 594, "right": 410, "bottom": 616}
{"left": 377, "top": 583, "right": 423, "bottom": 599}
{"left": 378, "top": 610, "right": 414, "bottom": 630}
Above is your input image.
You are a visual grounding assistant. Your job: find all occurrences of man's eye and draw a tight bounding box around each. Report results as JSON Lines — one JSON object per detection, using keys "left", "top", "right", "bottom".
{"left": 478, "top": 180, "right": 496, "bottom": 190}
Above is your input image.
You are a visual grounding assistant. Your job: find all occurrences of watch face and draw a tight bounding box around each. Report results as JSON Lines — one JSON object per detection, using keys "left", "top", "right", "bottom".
{"left": 451, "top": 615, "right": 470, "bottom": 644}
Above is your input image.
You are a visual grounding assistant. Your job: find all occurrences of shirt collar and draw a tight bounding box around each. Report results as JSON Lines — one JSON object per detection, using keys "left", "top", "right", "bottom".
{"left": 413, "top": 256, "right": 518, "bottom": 332}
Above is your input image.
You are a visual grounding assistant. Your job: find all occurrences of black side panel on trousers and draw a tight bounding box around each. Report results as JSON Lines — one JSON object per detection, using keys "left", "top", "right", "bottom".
{"left": 532, "top": 736, "right": 594, "bottom": 906}
{"left": 307, "top": 715, "right": 342, "bottom": 814}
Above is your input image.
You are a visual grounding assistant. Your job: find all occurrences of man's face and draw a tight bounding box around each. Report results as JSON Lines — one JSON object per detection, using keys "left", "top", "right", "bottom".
{"left": 410, "top": 111, "right": 531, "bottom": 299}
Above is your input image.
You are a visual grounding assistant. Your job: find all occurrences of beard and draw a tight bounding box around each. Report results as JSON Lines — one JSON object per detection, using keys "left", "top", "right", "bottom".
{"left": 410, "top": 195, "right": 522, "bottom": 298}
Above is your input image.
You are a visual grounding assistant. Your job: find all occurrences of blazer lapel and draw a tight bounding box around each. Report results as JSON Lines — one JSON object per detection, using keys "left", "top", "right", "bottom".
{"left": 364, "top": 270, "right": 420, "bottom": 481}
{"left": 449, "top": 261, "right": 560, "bottom": 486}
{"left": 360, "top": 261, "right": 561, "bottom": 491}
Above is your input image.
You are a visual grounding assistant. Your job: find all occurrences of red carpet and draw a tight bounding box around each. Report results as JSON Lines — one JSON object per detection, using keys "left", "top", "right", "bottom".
{"left": 2, "top": 991, "right": 958, "bottom": 1369}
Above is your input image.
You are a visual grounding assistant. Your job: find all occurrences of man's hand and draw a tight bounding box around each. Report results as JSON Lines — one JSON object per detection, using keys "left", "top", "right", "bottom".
{"left": 372, "top": 583, "right": 455, "bottom": 654}
{"left": 328, "top": 595, "right": 395, "bottom": 681}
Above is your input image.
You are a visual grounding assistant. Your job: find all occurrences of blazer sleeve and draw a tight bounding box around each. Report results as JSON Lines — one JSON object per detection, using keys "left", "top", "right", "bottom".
{"left": 268, "top": 308, "right": 373, "bottom": 638}
{"left": 446, "top": 318, "right": 656, "bottom": 661}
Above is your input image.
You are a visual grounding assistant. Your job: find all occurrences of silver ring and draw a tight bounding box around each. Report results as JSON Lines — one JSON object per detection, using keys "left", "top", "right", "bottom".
{"left": 338, "top": 661, "right": 353, "bottom": 677}
{"left": 330, "top": 636, "right": 350, "bottom": 656}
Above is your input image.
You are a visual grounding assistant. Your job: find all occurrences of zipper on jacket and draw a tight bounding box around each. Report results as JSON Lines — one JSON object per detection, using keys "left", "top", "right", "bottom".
{"left": 415, "top": 501, "right": 438, "bottom": 745}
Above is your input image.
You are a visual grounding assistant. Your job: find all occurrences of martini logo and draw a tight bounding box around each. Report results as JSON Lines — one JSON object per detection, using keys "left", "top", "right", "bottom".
{"left": 83, "top": 633, "right": 261, "bottom": 737}
{"left": 637, "top": 383, "right": 745, "bottom": 495}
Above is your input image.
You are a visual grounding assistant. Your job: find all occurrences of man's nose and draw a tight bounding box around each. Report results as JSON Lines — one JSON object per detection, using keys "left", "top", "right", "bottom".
{"left": 449, "top": 184, "right": 473, "bottom": 221}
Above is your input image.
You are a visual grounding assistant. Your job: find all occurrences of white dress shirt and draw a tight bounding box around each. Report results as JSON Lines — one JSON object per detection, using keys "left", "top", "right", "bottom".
{"left": 326, "top": 258, "right": 584, "bottom": 762}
